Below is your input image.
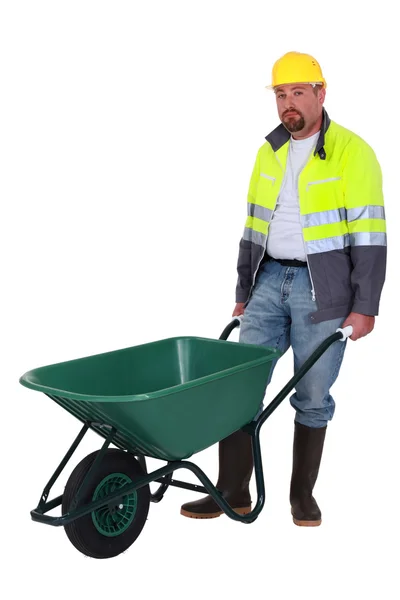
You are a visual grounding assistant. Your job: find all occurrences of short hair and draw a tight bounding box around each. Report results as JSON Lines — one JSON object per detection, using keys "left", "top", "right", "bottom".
{"left": 312, "top": 84, "right": 323, "bottom": 96}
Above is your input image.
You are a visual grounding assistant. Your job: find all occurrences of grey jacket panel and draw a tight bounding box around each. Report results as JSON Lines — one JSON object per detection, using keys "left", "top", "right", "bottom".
{"left": 235, "top": 238, "right": 264, "bottom": 303}
{"left": 307, "top": 245, "right": 387, "bottom": 319}
{"left": 308, "top": 248, "right": 354, "bottom": 322}
{"left": 236, "top": 238, "right": 253, "bottom": 303}
{"left": 349, "top": 245, "right": 387, "bottom": 316}
{"left": 236, "top": 243, "right": 387, "bottom": 322}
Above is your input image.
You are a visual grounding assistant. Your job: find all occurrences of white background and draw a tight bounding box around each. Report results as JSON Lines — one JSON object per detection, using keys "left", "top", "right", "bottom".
{"left": 1, "top": 1, "right": 399, "bottom": 598}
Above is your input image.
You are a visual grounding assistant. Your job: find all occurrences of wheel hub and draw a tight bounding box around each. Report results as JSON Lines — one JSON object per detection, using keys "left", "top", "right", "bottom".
{"left": 91, "top": 473, "right": 138, "bottom": 537}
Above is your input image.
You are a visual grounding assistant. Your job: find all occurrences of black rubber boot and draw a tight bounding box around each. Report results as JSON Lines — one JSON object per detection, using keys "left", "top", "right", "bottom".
{"left": 290, "top": 421, "right": 327, "bottom": 527}
{"left": 180, "top": 429, "right": 253, "bottom": 519}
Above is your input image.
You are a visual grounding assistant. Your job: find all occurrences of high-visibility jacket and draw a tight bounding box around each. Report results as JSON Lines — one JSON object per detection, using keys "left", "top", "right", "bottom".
{"left": 236, "top": 109, "right": 387, "bottom": 323}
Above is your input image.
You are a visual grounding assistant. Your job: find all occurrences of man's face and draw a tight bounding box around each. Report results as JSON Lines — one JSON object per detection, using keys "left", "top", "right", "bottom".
{"left": 274, "top": 84, "right": 325, "bottom": 134}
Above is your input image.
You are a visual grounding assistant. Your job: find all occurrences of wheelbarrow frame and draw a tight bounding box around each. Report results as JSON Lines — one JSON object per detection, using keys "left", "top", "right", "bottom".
{"left": 30, "top": 319, "right": 349, "bottom": 527}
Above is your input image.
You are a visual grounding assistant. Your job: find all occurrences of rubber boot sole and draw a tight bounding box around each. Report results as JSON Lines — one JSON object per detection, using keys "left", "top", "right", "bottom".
{"left": 292, "top": 513, "right": 322, "bottom": 527}
{"left": 180, "top": 506, "right": 251, "bottom": 519}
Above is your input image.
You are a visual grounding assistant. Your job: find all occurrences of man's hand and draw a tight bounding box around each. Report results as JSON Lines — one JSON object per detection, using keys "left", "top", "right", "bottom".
{"left": 232, "top": 302, "right": 245, "bottom": 317}
{"left": 341, "top": 312, "right": 375, "bottom": 341}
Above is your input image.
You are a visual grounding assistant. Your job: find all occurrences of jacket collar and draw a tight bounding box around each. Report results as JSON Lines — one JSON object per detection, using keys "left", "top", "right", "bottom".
{"left": 265, "top": 108, "right": 331, "bottom": 160}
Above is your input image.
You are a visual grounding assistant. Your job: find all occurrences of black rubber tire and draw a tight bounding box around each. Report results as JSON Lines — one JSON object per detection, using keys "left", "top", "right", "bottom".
{"left": 62, "top": 449, "right": 150, "bottom": 559}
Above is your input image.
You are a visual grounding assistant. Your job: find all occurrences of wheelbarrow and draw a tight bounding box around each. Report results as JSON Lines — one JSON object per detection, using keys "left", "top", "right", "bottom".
{"left": 19, "top": 318, "right": 353, "bottom": 559}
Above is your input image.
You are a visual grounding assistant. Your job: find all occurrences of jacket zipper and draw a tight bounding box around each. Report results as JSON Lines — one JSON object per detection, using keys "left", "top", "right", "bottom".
{"left": 299, "top": 208, "right": 316, "bottom": 301}
{"left": 304, "top": 245, "right": 316, "bottom": 301}
{"left": 301, "top": 162, "right": 320, "bottom": 302}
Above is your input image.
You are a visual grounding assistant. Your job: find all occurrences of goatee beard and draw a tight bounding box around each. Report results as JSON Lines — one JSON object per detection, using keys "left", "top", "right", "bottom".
{"left": 283, "top": 112, "right": 305, "bottom": 132}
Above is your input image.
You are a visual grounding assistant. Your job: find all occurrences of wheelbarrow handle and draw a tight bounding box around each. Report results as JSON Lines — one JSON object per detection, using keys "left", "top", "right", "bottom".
{"left": 219, "top": 316, "right": 242, "bottom": 340}
{"left": 221, "top": 319, "right": 353, "bottom": 342}
{"left": 255, "top": 324, "right": 354, "bottom": 431}
{"left": 336, "top": 325, "right": 353, "bottom": 340}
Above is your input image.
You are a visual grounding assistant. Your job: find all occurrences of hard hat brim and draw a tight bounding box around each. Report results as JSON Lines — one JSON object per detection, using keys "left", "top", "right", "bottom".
{"left": 265, "top": 81, "right": 326, "bottom": 90}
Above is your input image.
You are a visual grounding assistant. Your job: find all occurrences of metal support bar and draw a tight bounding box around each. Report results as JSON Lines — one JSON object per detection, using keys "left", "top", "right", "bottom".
{"left": 31, "top": 434, "right": 266, "bottom": 527}
{"left": 36, "top": 495, "right": 63, "bottom": 515}
{"left": 150, "top": 473, "right": 173, "bottom": 503}
{"left": 136, "top": 456, "right": 175, "bottom": 503}
{"left": 71, "top": 426, "right": 116, "bottom": 510}
{"left": 38, "top": 422, "right": 90, "bottom": 510}
{"left": 164, "top": 479, "right": 208, "bottom": 494}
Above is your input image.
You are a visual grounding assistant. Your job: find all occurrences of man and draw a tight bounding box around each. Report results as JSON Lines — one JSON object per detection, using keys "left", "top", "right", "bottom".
{"left": 181, "top": 51, "right": 387, "bottom": 526}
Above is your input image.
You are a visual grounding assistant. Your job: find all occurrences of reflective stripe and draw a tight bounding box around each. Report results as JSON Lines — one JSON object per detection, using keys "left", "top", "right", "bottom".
{"left": 303, "top": 220, "right": 348, "bottom": 242}
{"left": 306, "top": 234, "right": 350, "bottom": 254}
{"left": 300, "top": 206, "right": 385, "bottom": 228}
{"left": 347, "top": 205, "right": 386, "bottom": 222}
{"left": 305, "top": 231, "right": 387, "bottom": 253}
{"left": 243, "top": 227, "right": 267, "bottom": 247}
{"left": 260, "top": 173, "right": 276, "bottom": 182}
{"left": 302, "top": 207, "right": 346, "bottom": 228}
{"left": 306, "top": 177, "right": 341, "bottom": 190}
{"left": 247, "top": 203, "right": 273, "bottom": 222}
{"left": 349, "top": 232, "right": 387, "bottom": 246}
{"left": 245, "top": 215, "right": 269, "bottom": 235}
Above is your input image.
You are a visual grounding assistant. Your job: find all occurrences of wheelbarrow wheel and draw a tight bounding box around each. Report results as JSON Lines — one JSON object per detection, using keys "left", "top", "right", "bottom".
{"left": 62, "top": 449, "right": 150, "bottom": 559}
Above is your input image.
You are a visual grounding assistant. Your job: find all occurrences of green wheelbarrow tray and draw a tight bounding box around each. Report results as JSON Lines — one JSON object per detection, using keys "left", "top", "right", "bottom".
{"left": 19, "top": 318, "right": 353, "bottom": 559}
{"left": 20, "top": 333, "right": 281, "bottom": 461}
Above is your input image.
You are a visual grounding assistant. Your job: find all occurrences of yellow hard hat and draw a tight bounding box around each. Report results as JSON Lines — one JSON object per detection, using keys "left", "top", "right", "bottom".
{"left": 267, "top": 51, "right": 327, "bottom": 89}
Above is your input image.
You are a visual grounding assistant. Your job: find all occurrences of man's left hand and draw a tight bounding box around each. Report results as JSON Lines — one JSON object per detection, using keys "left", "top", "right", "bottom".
{"left": 341, "top": 312, "right": 375, "bottom": 341}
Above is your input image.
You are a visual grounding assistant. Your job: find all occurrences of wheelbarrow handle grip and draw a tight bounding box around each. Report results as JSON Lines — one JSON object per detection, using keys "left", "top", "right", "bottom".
{"left": 335, "top": 325, "right": 353, "bottom": 341}
{"left": 231, "top": 315, "right": 243, "bottom": 326}
{"left": 219, "top": 316, "right": 242, "bottom": 340}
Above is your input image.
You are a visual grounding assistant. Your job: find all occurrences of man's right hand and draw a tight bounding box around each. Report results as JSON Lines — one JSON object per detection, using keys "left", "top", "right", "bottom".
{"left": 232, "top": 302, "right": 245, "bottom": 317}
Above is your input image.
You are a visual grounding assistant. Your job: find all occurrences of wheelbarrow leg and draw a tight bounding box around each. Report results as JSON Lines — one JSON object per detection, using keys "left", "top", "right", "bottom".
{"left": 135, "top": 455, "right": 174, "bottom": 503}
{"left": 180, "top": 429, "right": 254, "bottom": 519}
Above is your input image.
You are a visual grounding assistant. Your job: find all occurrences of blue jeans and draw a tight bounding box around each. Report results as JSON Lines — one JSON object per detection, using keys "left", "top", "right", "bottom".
{"left": 239, "top": 259, "right": 347, "bottom": 428}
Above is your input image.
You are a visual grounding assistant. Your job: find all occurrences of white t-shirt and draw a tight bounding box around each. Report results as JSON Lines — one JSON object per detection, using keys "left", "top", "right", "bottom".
{"left": 266, "top": 131, "right": 319, "bottom": 261}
